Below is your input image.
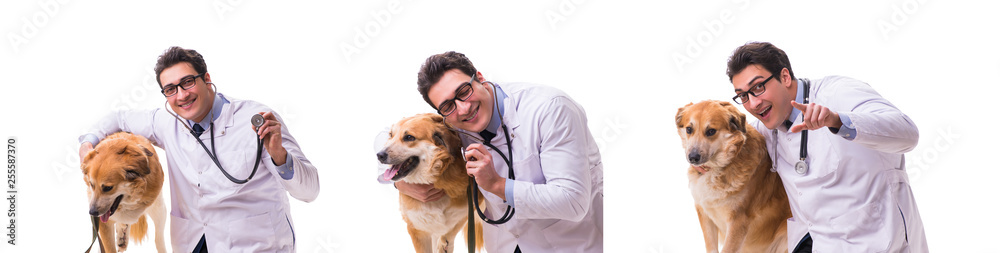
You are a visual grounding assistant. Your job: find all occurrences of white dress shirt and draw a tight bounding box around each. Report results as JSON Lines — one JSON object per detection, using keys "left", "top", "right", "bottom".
{"left": 80, "top": 92, "right": 319, "bottom": 252}
{"left": 752, "top": 76, "right": 927, "bottom": 252}
{"left": 455, "top": 82, "right": 604, "bottom": 253}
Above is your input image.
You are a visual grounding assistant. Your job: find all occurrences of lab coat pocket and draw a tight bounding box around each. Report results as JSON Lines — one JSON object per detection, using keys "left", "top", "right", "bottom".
{"left": 217, "top": 145, "right": 259, "bottom": 190}
{"left": 512, "top": 153, "right": 543, "bottom": 184}
{"left": 169, "top": 213, "right": 201, "bottom": 253}
{"left": 827, "top": 202, "right": 891, "bottom": 252}
{"left": 227, "top": 212, "right": 277, "bottom": 251}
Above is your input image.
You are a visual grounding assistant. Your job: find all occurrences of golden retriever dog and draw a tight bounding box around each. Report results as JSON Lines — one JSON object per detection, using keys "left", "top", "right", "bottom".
{"left": 377, "top": 113, "right": 482, "bottom": 253}
{"left": 676, "top": 100, "right": 792, "bottom": 253}
{"left": 81, "top": 132, "right": 167, "bottom": 253}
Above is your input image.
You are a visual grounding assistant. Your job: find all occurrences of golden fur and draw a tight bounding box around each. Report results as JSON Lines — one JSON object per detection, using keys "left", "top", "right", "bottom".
{"left": 676, "top": 100, "right": 791, "bottom": 253}
{"left": 81, "top": 132, "right": 167, "bottom": 253}
{"left": 378, "top": 113, "right": 483, "bottom": 253}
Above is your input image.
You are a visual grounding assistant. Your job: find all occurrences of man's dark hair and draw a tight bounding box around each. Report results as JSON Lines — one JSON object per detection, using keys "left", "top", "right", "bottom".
{"left": 416, "top": 51, "right": 478, "bottom": 108}
{"left": 726, "top": 42, "right": 794, "bottom": 82}
{"left": 154, "top": 46, "right": 208, "bottom": 88}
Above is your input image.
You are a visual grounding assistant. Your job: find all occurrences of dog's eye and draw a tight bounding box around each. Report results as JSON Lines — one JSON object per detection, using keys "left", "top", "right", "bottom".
{"left": 403, "top": 135, "right": 415, "bottom": 142}
{"left": 101, "top": 185, "right": 113, "bottom": 192}
{"left": 705, "top": 128, "right": 717, "bottom": 137}
{"left": 685, "top": 127, "right": 693, "bottom": 134}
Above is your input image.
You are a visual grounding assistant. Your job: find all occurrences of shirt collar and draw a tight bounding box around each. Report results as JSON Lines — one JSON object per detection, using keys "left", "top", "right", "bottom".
{"left": 187, "top": 92, "right": 229, "bottom": 128}
{"left": 484, "top": 83, "right": 508, "bottom": 134}
{"left": 783, "top": 78, "right": 807, "bottom": 130}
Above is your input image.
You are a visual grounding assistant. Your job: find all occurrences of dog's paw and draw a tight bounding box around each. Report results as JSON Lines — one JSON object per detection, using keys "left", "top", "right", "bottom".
{"left": 435, "top": 238, "right": 450, "bottom": 253}
{"left": 116, "top": 224, "right": 130, "bottom": 252}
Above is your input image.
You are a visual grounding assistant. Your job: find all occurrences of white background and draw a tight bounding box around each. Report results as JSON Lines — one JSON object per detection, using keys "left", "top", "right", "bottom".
{"left": 1, "top": 0, "right": 997, "bottom": 252}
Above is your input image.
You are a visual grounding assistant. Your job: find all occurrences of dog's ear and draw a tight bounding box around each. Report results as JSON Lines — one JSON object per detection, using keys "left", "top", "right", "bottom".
{"left": 119, "top": 144, "right": 153, "bottom": 177}
{"left": 676, "top": 103, "right": 693, "bottom": 128}
{"left": 719, "top": 101, "right": 747, "bottom": 133}
{"left": 429, "top": 113, "right": 445, "bottom": 123}
{"left": 140, "top": 145, "right": 154, "bottom": 157}
{"left": 433, "top": 132, "right": 447, "bottom": 148}
{"left": 125, "top": 169, "right": 142, "bottom": 181}
{"left": 80, "top": 149, "right": 98, "bottom": 174}
{"left": 729, "top": 114, "right": 747, "bottom": 133}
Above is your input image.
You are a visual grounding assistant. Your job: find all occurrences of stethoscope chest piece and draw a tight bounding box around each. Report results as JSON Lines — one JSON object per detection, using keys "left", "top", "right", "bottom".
{"left": 795, "top": 160, "right": 808, "bottom": 175}
{"left": 251, "top": 114, "right": 265, "bottom": 129}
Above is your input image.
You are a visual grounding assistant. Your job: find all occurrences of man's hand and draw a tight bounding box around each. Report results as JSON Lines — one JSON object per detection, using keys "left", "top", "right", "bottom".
{"left": 465, "top": 144, "right": 505, "bottom": 200}
{"left": 790, "top": 101, "right": 843, "bottom": 133}
{"left": 79, "top": 142, "right": 94, "bottom": 163}
{"left": 394, "top": 181, "right": 446, "bottom": 202}
{"left": 254, "top": 111, "right": 288, "bottom": 166}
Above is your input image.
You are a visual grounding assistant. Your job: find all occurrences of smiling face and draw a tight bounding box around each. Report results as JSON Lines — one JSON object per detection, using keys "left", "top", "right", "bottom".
{"left": 427, "top": 69, "right": 494, "bottom": 133}
{"left": 159, "top": 62, "right": 215, "bottom": 122}
{"left": 731, "top": 64, "right": 796, "bottom": 130}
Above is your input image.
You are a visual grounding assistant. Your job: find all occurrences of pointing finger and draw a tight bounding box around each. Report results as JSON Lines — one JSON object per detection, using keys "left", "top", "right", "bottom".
{"left": 791, "top": 101, "right": 807, "bottom": 111}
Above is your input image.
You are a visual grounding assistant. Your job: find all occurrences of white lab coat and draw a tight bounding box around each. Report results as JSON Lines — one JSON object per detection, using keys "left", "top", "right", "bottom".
{"left": 82, "top": 93, "right": 320, "bottom": 252}
{"left": 455, "top": 82, "right": 604, "bottom": 253}
{"left": 752, "top": 76, "right": 927, "bottom": 252}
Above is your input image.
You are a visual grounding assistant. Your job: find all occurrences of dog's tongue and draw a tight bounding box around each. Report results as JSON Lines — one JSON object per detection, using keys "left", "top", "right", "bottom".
{"left": 694, "top": 165, "right": 707, "bottom": 174}
{"left": 382, "top": 164, "right": 402, "bottom": 181}
{"left": 100, "top": 210, "right": 111, "bottom": 223}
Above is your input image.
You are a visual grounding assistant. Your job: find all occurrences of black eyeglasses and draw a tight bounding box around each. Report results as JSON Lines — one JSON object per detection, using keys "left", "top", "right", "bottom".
{"left": 732, "top": 74, "right": 776, "bottom": 104}
{"left": 437, "top": 73, "right": 477, "bottom": 117}
{"left": 161, "top": 73, "right": 205, "bottom": 97}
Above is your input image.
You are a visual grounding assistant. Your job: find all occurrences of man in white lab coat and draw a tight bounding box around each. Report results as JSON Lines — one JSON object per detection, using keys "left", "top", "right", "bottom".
{"left": 78, "top": 46, "right": 320, "bottom": 252}
{"left": 726, "top": 42, "right": 927, "bottom": 252}
{"left": 394, "top": 51, "right": 604, "bottom": 252}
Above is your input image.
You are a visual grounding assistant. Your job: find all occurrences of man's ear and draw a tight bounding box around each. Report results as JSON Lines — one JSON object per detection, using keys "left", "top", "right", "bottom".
{"left": 203, "top": 72, "right": 212, "bottom": 84}
{"left": 475, "top": 71, "right": 486, "bottom": 83}
{"left": 676, "top": 103, "right": 693, "bottom": 128}
{"left": 780, "top": 67, "right": 792, "bottom": 88}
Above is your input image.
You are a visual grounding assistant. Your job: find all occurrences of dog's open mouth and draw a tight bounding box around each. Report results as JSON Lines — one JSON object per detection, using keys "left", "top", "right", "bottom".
{"left": 99, "top": 195, "right": 124, "bottom": 223}
{"left": 383, "top": 156, "right": 419, "bottom": 181}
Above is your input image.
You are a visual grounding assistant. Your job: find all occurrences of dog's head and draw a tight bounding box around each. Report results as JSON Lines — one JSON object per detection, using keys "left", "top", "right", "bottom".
{"left": 675, "top": 100, "right": 748, "bottom": 172}
{"left": 377, "top": 113, "right": 463, "bottom": 184}
{"left": 81, "top": 133, "right": 161, "bottom": 223}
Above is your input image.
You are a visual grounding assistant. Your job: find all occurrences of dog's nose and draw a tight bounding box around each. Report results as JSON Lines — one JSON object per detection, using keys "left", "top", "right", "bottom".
{"left": 377, "top": 151, "right": 388, "bottom": 163}
{"left": 688, "top": 152, "right": 702, "bottom": 164}
{"left": 89, "top": 207, "right": 100, "bottom": 216}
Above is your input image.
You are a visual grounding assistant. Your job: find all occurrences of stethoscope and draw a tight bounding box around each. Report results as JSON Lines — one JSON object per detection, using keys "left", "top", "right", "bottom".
{"left": 770, "top": 79, "right": 811, "bottom": 175}
{"left": 164, "top": 83, "right": 265, "bottom": 184}
{"left": 456, "top": 81, "right": 516, "bottom": 225}
{"left": 794, "top": 80, "right": 810, "bottom": 175}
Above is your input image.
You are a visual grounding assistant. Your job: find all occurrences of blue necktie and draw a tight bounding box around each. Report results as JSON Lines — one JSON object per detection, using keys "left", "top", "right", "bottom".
{"left": 192, "top": 124, "right": 205, "bottom": 137}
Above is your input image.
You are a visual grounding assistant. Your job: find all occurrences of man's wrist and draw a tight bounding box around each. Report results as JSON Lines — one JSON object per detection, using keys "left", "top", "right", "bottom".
{"left": 270, "top": 147, "right": 288, "bottom": 166}
{"left": 831, "top": 112, "right": 843, "bottom": 129}
{"left": 493, "top": 178, "right": 507, "bottom": 201}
